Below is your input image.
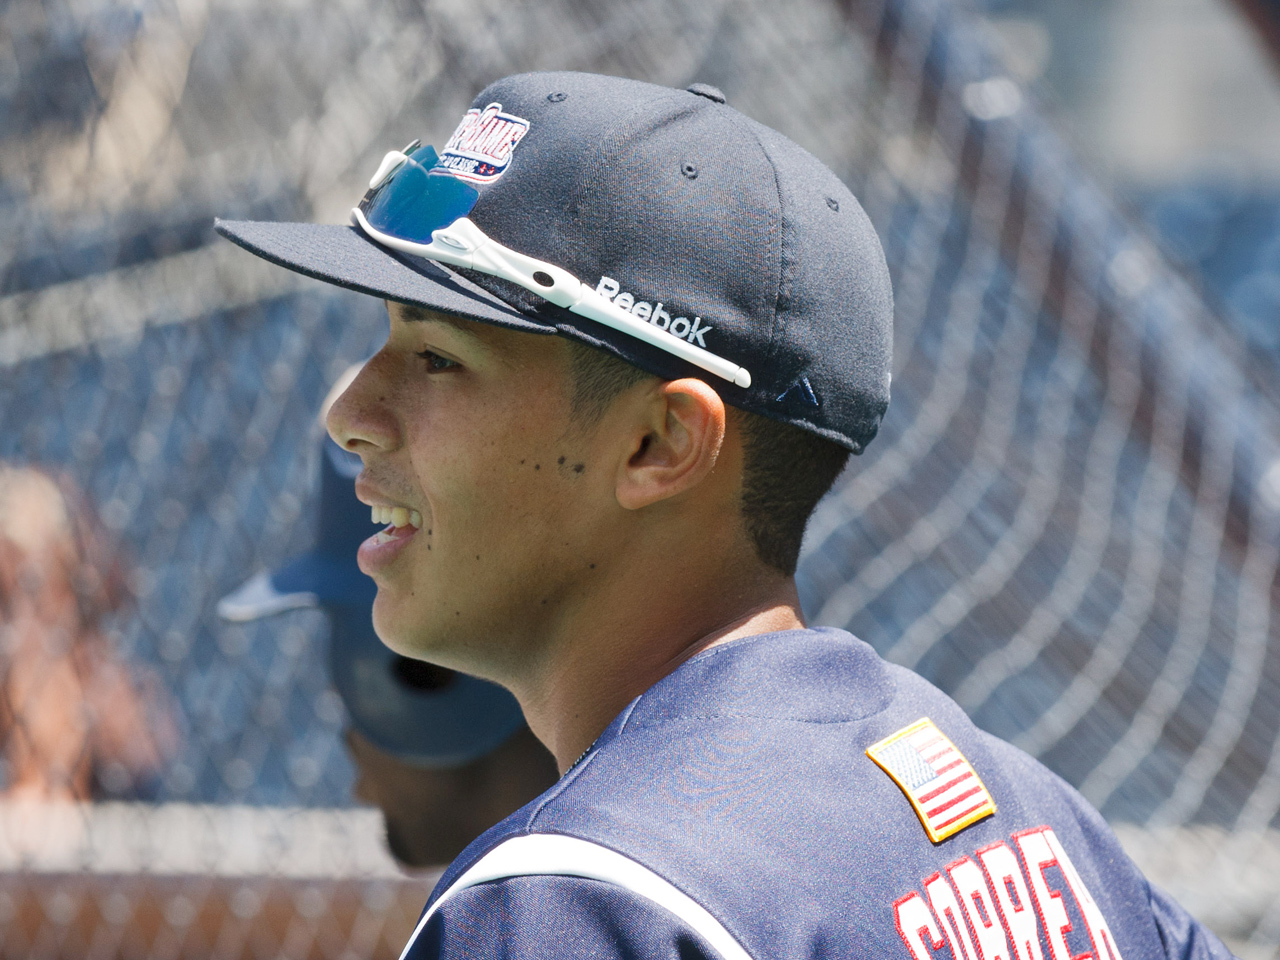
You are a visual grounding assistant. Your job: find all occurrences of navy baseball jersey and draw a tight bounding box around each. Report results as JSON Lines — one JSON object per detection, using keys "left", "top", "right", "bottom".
{"left": 400, "top": 628, "right": 1232, "bottom": 960}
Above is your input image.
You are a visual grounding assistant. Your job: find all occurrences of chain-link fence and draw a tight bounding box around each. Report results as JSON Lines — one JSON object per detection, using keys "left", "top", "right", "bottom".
{"left": 4, "top": 0, "right": 1280, "bottom": 955}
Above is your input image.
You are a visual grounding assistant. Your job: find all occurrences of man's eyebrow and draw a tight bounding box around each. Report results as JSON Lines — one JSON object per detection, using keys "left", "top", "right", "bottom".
{"left": 395, "top": 304, "right": 485, "bottom": 342}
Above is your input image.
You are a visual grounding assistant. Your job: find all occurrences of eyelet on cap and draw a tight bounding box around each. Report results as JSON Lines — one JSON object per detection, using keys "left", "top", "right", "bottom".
{"left": 827, "top": 197, "right": 840, "bottom": 212}
{"left": 681, "top": 162, "right": 699, "bottom": 180}
{"left": 686, "top": 82, "right": 726, "bottom": 104}
{"left": 547, "top": 92, "right": 568, "bottom": 102}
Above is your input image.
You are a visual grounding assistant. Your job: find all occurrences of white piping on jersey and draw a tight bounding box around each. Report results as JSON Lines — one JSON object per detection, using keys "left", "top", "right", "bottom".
{"left": 399, "top": 834, "right": 753, "bottom": 960}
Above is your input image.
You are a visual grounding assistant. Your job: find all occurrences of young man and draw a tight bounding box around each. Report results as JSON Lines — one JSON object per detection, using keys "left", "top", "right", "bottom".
{"left": 217, "top": 73, "right": 1231, "bottom": 960}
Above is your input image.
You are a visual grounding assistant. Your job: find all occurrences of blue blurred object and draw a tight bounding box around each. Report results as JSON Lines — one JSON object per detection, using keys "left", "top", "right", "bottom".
{"left": 218, "top": 431, "right": 525, "bottom": 768}
{"left": 325, "top": 602, "right": 528, "bottom": 768}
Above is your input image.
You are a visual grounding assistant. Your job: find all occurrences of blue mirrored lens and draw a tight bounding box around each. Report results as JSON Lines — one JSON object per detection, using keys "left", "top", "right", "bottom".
{"left": 360, "top": 145, "right": 480, "bottom": 244}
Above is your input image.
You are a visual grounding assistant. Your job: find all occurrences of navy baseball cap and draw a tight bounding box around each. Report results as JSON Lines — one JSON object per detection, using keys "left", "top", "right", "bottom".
{"left": 218, "top": 427, "right": 525, "bottom": 768}
{"left": 216, "top": 71, "right": 893, "bottom": 452}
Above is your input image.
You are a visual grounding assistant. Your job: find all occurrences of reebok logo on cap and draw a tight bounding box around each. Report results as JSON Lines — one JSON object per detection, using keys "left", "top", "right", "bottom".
{"left": 438, "top": 102, "right": 530, "bottom": 183}
{"left": 595, "top": 276, "right": 714, "bottom": 348}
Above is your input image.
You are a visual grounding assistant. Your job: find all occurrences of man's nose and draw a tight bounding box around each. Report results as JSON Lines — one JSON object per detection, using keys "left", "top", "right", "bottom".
{"left": 326, "top": 356, "right": 400, "bottom": 455}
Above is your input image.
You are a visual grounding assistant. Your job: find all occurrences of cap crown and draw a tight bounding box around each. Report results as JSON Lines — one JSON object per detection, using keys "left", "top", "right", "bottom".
{"left": 458, "top": 72, "right": 892, "bottom": 452}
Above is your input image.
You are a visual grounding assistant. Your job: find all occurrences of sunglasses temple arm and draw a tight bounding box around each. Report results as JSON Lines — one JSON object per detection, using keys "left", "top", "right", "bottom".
{"left": 437, "top": 221, "right": 753, "bottom": 388}
{"left": 567, "top": 292, "right": 752, "bottom": 388}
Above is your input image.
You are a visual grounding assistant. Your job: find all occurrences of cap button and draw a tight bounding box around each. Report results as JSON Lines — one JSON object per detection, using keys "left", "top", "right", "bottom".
{"left": 686, "top": 83, "right": 726, "bottom": 104}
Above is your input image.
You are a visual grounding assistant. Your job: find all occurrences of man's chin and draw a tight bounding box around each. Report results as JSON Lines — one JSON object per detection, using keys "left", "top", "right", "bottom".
{"left": 370, "top": 599, "right": 467, "bottom": 666}
{"left": 369, "top": 593, "right": 429, "bottom": 657}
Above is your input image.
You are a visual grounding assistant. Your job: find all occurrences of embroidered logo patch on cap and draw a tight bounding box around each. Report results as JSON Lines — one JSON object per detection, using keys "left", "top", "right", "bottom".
{"left": 866, "top": 718, "right": 995, "bottom": 843}
{"left": 437, "top": 102, "right": 530, "bottom": 183}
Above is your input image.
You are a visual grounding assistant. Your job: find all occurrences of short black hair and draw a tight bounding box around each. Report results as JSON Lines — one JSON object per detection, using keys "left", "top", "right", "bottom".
{"left": 565, "top": 341, "right": 850, "bottom": 575}
{"left": 565, "top": 338, "right": 654, "bottom": 422}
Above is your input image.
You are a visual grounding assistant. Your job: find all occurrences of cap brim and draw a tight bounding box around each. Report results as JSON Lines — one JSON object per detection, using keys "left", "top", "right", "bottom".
{"left": 214, "top": 219, "right": 556, "bottom": 335}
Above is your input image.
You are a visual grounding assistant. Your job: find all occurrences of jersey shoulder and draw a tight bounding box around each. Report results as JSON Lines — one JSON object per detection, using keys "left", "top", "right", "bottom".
{"left": 406, "top": 833, "right": 749, "bottom": 960}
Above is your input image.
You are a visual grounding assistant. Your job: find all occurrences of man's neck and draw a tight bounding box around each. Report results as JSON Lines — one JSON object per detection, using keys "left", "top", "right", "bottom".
{"left": 512, "top": 572, "right": 805, "bottom": 774}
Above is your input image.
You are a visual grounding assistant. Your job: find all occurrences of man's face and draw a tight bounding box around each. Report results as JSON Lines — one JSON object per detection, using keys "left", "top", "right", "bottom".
{"left": 327, "top": 303, "right": 614, "bottom": 675}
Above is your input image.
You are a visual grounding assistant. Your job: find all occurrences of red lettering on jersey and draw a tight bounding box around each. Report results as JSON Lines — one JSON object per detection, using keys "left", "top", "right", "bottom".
{"left": 896, "top": 891, "right": 947, "bottom": 960}
{"left": 926, "top": 869, "right": 981, "bottom": 960}
{"left": 891, "top": 827, "right": 1125, "bottom": 960}
{"left": 977, "top": 841, "right": 1045, "bottom": 960}
{"left": 948, "top": 856, "right": 1014, "bottom": 960}
{"left": 1014, "top": 828, "right": 1081, "bottom": 960}
{"left": 1043, "top": 830, "right": 1125, "bottom": 960}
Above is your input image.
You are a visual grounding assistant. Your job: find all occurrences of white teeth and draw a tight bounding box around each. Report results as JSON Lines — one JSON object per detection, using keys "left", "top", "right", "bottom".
{"left": 370, "top": 504, "right": 421, "bottom": 528}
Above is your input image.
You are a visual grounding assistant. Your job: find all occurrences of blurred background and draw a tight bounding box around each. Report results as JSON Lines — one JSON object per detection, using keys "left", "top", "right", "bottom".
{"left": 3, "top": 0, "right": 1280, "bottom": 955}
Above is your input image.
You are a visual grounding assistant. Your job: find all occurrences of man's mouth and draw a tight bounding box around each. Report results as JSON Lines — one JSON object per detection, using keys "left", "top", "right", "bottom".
{"left": 369, "top": 504, "right": 422, "bottom": 545}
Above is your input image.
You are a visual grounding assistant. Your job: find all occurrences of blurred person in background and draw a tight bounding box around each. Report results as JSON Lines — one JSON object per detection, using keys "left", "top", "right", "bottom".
{"left": 219, "top": 366, "right": 557, "bottom": 867}
{"left": 0, "top": 465, "right": 178, "bottom": 801}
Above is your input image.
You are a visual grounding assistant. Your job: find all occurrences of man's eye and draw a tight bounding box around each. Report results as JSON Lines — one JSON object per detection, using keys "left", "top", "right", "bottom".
{"left": 415, "top": 350, "right": 458, "bottom": 372}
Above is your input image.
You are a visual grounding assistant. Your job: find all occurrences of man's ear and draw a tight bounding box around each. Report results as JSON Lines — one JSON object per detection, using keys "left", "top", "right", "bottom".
{"left": 615, "top": 378, "right": 727, "bottom": 510}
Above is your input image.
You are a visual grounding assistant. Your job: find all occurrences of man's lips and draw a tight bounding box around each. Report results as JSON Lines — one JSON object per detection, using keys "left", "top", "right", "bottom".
{"left": 355, "top": 473, "right": 422, "bottom": 527}
{"left": 356, "top": 478, "right": 426, "bottom": 575}
{"left": 357, "top": 517, "right": 420, "bottom": 575}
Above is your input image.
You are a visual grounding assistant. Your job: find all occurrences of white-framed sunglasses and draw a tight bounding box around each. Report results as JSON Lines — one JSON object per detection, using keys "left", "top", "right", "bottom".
{"left": 351, "top": 143, "right": 752, "bottom": 389}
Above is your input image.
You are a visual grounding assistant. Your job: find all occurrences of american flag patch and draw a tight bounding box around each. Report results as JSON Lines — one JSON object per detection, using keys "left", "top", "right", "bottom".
{"left": 866, "top": 718, "right": 996, "bottom": 843}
